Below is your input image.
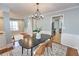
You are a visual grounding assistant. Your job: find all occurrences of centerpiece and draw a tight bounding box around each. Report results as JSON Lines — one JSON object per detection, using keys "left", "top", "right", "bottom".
{"left": 33, "top": 28, "right": 41, "bottom": 39}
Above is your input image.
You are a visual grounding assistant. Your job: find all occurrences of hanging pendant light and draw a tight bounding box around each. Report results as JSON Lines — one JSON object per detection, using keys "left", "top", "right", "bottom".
{"left": 32, "top": 3, "right": 44, "bottom": 20}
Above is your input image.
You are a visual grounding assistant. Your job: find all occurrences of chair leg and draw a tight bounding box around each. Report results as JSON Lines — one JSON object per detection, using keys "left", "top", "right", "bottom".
{"left": 22, "top": 47, "right": 23, "bottom": 54}
{"left": 27, "top": 49, "right": 28, "bottom": 55}
{"left": 47, "top": 47, "right": 49, "bottom": 55}
{"left": 31, "top": 48, "right": 33, "bottom": 56}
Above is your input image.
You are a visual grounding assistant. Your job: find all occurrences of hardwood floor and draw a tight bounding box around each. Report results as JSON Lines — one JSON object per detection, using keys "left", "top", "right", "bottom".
{"left": 0, "top": 47, "right": 13, "bottom": 54}
{"left": 0, "top": 33, "right": 78, "bottom": 56}
{"left": 52, "top": 32, "right": 61, "bottom": 43}
{"left": 34, "top": 33, "right": 79, "bottom": 56}
{"left": 34, "top": 41, "right": 78, "bottom": 56}
{"left": 52, "top": 32, "right": 78, "bottom": 56}
{"left": 66, "top": 47, "right": 78, "bottom": 56}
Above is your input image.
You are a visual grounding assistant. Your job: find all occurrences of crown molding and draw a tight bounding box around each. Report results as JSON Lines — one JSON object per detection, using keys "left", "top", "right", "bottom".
{"left": 44, "top": 6, "right": 79, "bottom": 16}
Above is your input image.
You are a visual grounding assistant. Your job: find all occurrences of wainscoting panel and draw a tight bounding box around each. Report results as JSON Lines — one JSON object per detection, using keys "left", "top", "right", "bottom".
{"left": 61, "top": 33, "right": 79, "bottom": 54}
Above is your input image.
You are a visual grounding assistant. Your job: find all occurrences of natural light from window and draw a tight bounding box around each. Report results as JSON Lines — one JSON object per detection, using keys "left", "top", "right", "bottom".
{"left": 10, "top": 21, "right": 19, "bottom": 31}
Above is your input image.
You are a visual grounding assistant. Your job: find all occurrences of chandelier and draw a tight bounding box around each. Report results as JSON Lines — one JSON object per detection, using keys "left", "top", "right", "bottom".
{"left": 31, "top": 3, "right": 44, "bottom": 20}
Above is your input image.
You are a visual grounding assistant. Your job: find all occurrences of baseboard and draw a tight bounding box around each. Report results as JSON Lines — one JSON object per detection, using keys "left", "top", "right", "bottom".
{"left": 61, "top": 33, "right": 79, "bottom": 50}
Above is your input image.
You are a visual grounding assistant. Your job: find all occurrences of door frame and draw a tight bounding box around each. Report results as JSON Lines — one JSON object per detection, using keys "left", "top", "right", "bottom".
{"left": 51, "top": 14, "right": 64, "bottom": 43}
{"left": 52, "top": 14, "right": 64, "bottom": 34}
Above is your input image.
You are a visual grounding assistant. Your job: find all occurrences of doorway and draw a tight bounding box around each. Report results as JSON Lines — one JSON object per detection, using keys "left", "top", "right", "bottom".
{"left": 52, "top": 15, "right": 63, "bottom": 43}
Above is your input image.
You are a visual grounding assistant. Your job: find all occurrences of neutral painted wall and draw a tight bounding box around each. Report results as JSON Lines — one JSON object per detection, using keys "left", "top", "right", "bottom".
{"left": 24, "top": 17, "right": 33, "bottom": 36}
{"left": 0, "top": 7, "right": 24, "bottom": 49}
{"left": 0, "top": 4, "right": 13, "bottom": 48}
{"left": 11, "top": 19, "right": 24, "bottom": 34}
{"left": 0, "top": 18, "right": 3, "bottom": 31}
{"left": 24, "top": 6, "right": 79, "bottom": 52}
{"left": 10, "top": 12, "right": 24, "bottom": 19}
{"left": 38, "top": 7, "right": 79, "bottom": 51}
{"left": 60, "top": 7, "right": 79, "bottom": 51}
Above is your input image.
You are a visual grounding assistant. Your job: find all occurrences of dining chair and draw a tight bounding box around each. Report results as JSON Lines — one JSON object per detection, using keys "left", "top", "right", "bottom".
{"left": 33, "top": 42, "right": 46, "bottom": 56}
{"left": 43, "top": 39, "right": 53, "bottom": 56}
{"left": 19, "top": 33, "right": 32, "bottom": 56}
{"left": 43, "top": 33, "right": 62, "bottom": 56}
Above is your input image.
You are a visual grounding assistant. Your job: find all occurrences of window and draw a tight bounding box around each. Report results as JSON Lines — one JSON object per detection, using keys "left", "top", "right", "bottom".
{"left": 10, "top": 21, "right": 19, "bottom": 31}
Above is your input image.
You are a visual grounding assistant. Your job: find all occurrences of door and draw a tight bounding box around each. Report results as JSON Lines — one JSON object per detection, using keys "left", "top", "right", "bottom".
{"left": 52, "top": 15, "right": 63, "bottom": 43}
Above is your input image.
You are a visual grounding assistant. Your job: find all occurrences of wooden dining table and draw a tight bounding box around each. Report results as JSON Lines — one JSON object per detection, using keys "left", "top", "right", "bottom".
{"left": 19, "top": 32, "right": 78, "bottom": 56}
{"left": 19, "top": 33, "right": 51, "bottom": 56}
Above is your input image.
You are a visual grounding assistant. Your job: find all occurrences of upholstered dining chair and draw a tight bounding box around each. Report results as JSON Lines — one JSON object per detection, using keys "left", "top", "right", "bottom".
{"left": 43, "top": 34, "right": 59, "bottom": 56}
{"left": 19, "top": 33, "right": 32, "bottom": 55}
{"left": 43, "top": 38, "right": 53, "bottom": 56}
{"left": 33, "top": 38, "right": 52, "bottom": 56}
{"left": 33, "top": 42, "right": 46, "bottom": 56}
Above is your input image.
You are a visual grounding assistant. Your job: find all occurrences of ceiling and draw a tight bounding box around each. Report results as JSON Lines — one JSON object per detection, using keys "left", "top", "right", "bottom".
{"left": 0, "top": 3, "right": 79, "bottom": 18}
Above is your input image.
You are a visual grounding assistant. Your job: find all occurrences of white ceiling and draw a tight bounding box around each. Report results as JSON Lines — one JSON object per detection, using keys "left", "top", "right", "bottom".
{"left": 0, "top": 3, "right": 79, "bottom": 18}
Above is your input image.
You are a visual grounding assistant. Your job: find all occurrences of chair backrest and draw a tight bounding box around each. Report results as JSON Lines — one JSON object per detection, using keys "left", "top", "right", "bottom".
{"left": 19, "top": 34, "right": 32, "bottom": 48}
{"left": 34, "top": 42, "right": 46, "bottom": 56}
{"left": 20, "top": 32, "right": 31, "bottom": 39}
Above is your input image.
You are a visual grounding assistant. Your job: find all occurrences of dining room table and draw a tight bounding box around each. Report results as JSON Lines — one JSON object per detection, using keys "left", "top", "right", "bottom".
{"left": 19, "top": 33, "right": 51, "bottom": 56}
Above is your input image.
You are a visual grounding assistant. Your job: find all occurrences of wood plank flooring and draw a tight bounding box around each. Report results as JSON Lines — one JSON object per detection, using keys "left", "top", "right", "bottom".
{"left": 0, "top": 47, "right": 13, "bottom": 54}
{"left": 52, "top": 32, "right": 61, "bottom": 43}
{"left": 0, "top": 32, "right": 78, "bottom": 56}
{"left": 66, "top": 47, "right": 78, "bottom": 56}
{"left": 34, "top": 32, "right": 79, "bottom": 56}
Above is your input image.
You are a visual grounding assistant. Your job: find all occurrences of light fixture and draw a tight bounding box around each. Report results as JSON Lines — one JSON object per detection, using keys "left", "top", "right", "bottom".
{"left": 31, "top": 3, "right": 44, "bottom": 20}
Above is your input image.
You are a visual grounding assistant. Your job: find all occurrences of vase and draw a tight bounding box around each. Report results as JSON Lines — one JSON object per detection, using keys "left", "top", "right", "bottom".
{"left": 36, "top": 32, "right": 41, "bottom": 39}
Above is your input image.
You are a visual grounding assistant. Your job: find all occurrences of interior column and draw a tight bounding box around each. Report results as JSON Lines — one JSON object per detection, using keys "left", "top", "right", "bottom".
{"left": 2, "top": 4, "right": 12, "bottom": 46}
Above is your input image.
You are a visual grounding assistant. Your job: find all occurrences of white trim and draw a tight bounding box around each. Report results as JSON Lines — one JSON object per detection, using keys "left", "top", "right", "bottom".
{"left": 51, "top": 14, "right": 64, "bottom": 34}
{"left": 52, "top": 14, "right": 64, "bottom": 18}
{"left": 44, "top": 6, "right": 79, "bottom": 16}
{"left": 61, "top": 33, "right": 79, "bottom": 50}
{"left": 53, "top": 6, "right": 79, "bottom": 13}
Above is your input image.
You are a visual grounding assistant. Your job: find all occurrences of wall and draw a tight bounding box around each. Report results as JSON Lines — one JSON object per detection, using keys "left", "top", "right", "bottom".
{"left": 0, "top": 10, "right": 3, "bottom": 32}
{"left": 39, "top": 6, "right": 79, "bottom": 51}
{"left": 33, "top": 15, "right": 52, "bottom": 35}
{"left": 18, "top": 19, "right": 24, "bottom": 32}
{"left": 0, "top": 10, "right": 3, "bottom": 17}
{"left": 10, "top": 12, "right": 24, "bottom": 34}
{"left": 0, "top": 9, "right": 24, "bottom": 49}
{"left": 24, "top": 17, "right": 33, "bottom": 36}
{"left": 0, "top": 18, "right": 3, "bottom": 31}
{"left": 60, "top": 7, "right": 79, "bottom": 51}
{"left": 11, "top": 19, "right": 24, "bottom": 35}
{"left": 10, "top": 12, "right": 23, "bottom": 19}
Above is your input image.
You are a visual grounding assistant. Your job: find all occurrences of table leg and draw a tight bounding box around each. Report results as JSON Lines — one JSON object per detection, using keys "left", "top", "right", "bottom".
{"left": 27, "top": 49, "right": 28, "bottom": 55}
{"left": 22, "top": 47, "right": 23, "bottom": 54}
{"left": 31, "top": 48, "right": 33, "bottom": 56}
